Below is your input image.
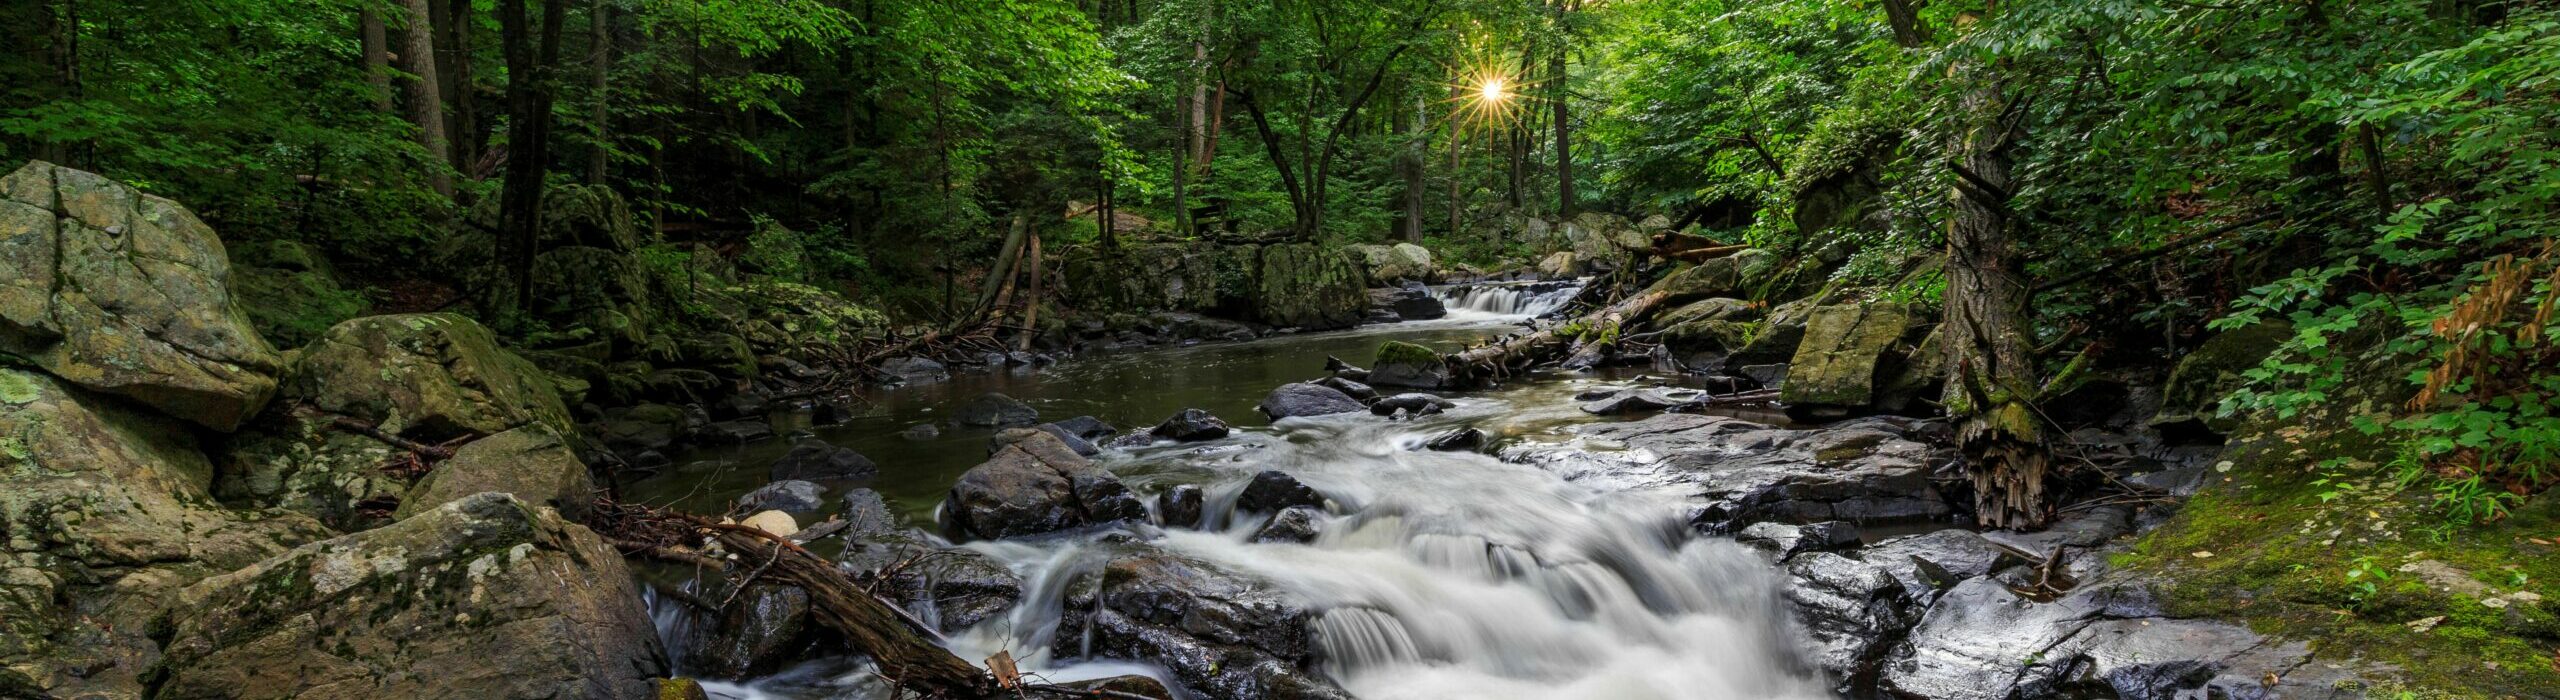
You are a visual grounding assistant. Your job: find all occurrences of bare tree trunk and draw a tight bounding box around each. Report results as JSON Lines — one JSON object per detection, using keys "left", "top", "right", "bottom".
{"left": 2359, "top": 122, "right": 2390, "bottom": 224}
{"left": 1549, "top": 1, "right": 1576, "bottom": 217}
{"left": 1015, "top": 231, "right": 1044, "bottom": 351}
{"left": 1449, "top": 124, "right": 1466, "bottom": 245}
{"left": 360, "top": 5, "right": 393, "bottom": 112}
{"left": 400, "top": 0, "right": 452, "bottom": 196}
{"left": 498, "top": 0, "right": 569, "bottom": 318}
{"left": 1881, "top": 0, "right": 1930, "bottom": 48}
{"left": 444, "top": 0, "right": 478, "bottom": 173}
{"left": 1941, "top": 17, "right": 2052, "bottom": 530}
{"left": 586, "top": 0, "right": 611, "bottom": 184}
{"left": 1404, "top": 93, "right": 1425, "bottom": 242}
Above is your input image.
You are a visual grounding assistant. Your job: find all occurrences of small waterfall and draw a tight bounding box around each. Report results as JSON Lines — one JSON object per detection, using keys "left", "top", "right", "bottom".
{"left": 1433, "top": 280, "right": 1581, "bottom": 319}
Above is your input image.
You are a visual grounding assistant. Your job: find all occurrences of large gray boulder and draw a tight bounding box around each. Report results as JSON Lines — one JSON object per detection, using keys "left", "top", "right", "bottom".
{"left": 154, "top": 493, "right": 666, "bottom": 700}
{"left": 0, "top": 161, "right": 285, "bottom": 431}
{"left": 0, "top": 369, "right": 326, "bottom": 698}
{"left": 1348, "top": 242, "right": 1436, "bottom": 285}
{"left": 945, "top": 431, "right": 1147, "bottom": 539}
{"left": 287, "top": 313, "right": 579, "bottom": 440}
{"left": 1565, "top": 414, "right": 1951, "bottom": 531}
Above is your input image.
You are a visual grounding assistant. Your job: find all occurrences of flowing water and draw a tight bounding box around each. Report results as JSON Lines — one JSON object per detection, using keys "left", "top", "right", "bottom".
{"left": 631, "top": 303, "right": 1828, "bottom": 700}
{"left": 1430, "top": 280, "right": 1581, "bottom": 320}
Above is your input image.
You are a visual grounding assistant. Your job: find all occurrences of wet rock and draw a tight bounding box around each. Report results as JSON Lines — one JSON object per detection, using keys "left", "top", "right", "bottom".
{"left": 1051, "top": 415, "right": 1119, "bottom": 440}
{"left": 1257, "top": 382, "right": 1366, "bottom": 420}
{"left": 1254, "top": 244, "right": 1368, "bottom": 331}
{"left": 701, "top": 419, "right": 774, "bottom": 444}
{"left": 1738, "top": 520, "right": 1860, "bottom": 560}
{"left": 901, "top": 423, "right": 941, "bottom": 440}
{"left": 1157, "top": 485, "right": 1206, "bottom": 528}
{"left": 657, "top": 678, "right": 713, "bottom": 700}
{"left": 1580, "top": 388, "right": 1677, "bottom": 415}
{"left": 393, "top": 424, "right": 595, "bottom": 521}
{"left": 842, "top": 529, "right": 1025, "bottom": 633}
{"left": 1859, "top": 529, "right": 2022, "bottom": 601}
{"left": 956, "top": 392, "right": 1039, "bottom": 427}
{"left": 1314, "top": 376, "right": 1378, "bottom": 401}
{"left": 1650, "top": 249, "right": 1775, "bottom": 301}
{"left": 1573, "top": 414, "right": 1950, "bottom": 531}
{"left": 1061, "top": 675, "right": 1176, "bottom": 698}
{"left": 1250, "top": 506, "right": 1325, "bottom": 543}
{"left": 770, "top": 438, "right": 879, "bottom": 482}
{"left": 1424, "top": 427, "right": 1487, "bottom": 452}
{"left": 738, "top": 480, "right": 828, "bottom": 514}
{"left": 1879, "top": 578, "right": 2107, "bottom": 700}
{"left": 1367, "top": 340, "right": 1451, "bottom": 389}
{"left": 0, "top": 370, "right": 328, "bottom": 698}
{"left": 681, "top": 583, "right": 814, "bottom": 679}
{"left": 1324, "top": 356, "right": 1370, "bottom": 380}
{"left": 1370, "top": 392, "right": 1455, "bottom": 417}
{"left": 1150, "top": 408, "right": 1232, "bottom": 442}
{"left": 1784, "top": 551, "right": 1916, "bottom": 687}
{"left": 1056, "top": 544, "right": 1346, "bottom": 700}
{"left": 0, "top": 162, "right": 285, "bottom": 431}
{"left": 835, "top": 488, "right": 898, "bottom": 536}
{"left": 594, "top": 402, "right": 687, "bottom": 454}
{"left": 156, "top": 493, "right": 665, "bottom": 699}
{"left": 945, "top": 431, "right": 1147, "bottom": 539}
{"left": 2044, "top": 617, "right": 2352, "bottom": 700}
{"left": 879, "top": 356, "right": 949, "bottom": 385}
{"left": 1781, "top": 303, "right": 1917, "bottom": 414}
{"left": 1236, "top": 471, "right": 1326, "bottom": 514}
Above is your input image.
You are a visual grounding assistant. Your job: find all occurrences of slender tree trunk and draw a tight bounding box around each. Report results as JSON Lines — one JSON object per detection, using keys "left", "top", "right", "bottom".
{"left": 401, "top": 0, "right": 452, "bottom": 196}
{"left": 1403, "top": 93, "right": 1425, "bottom": 242}
{"left": 1549, "top": 1, "right": 1576, "bottom": 217}
{"left": 586, "top": 0, "right": 612, "bottom": 184}
{"left": 1449, "top": 121, "right": 1465, "bottom": 244}
{"left": 1203, "top": 83, "right": 1226, "bottom": 165}
{"left": 1015, "top": 231, "right": 1044, "bottom": 351}
{"left": 360, "top": 5, "right": 393, "bottom": 112}
{"left": 2359, "top": 123, "right": 2390, "bottom": 224}
{"left": 446, "top": 0, "right": 479, "bottom": 173}
{"left": 1941, "top": 17, "right": 2052, "bottom": 530}
{"left": 498, "top": 0, "right": 568, "bottom": 318}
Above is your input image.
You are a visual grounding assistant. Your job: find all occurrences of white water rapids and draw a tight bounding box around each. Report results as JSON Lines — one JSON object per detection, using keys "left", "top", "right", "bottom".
{"left": 681, "top": 385, "right": 1832, "bottom": 700}
{"left": 1431, "top": 281, "right": 1579, "bottom": 320}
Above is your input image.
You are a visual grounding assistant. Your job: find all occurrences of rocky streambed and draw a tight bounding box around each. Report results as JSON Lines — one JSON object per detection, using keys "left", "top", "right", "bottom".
{"left": 627, "top": 317, "right": 2366, "bottom": 700}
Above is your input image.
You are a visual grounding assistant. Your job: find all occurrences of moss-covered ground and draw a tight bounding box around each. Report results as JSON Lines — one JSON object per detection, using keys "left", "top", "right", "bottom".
{"left": 2115, "top": 422, "right": 2560, "bottom": 698}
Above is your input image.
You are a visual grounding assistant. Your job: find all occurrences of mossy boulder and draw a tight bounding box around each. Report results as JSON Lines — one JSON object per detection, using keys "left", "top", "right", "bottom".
{"left": 0, "top": 161, "right": 285, "bottom": 431}
{"left": 392, "top": 424, "right": 596, "bottom": 521}
{"left": 1650, "top": 249, "right": 1778, "bottom": 302}
{"left": 1655, "top": 297, "right": 1759, "bottom": 328}
{"left": 214, "top": 407, "right": 408, "bottom": 532}
{"left": 1782, "top": 303, "right": 1917, "bottom": 412}
{"left": 1253, "top": 244, "right": 1366, "bottom": 330}
{"left": 229, "top": 240, "right": 372, "bottom": 349}
{"left": 287, "top": 313, "right": 577, "bottom": 441}
{"left": 2150, "top": 322, "right": 2293, "bottom": 435}
{"left": 0, "top": 369, "right": 327, "bottom": 697}
{"left": 1059, "top": 243, "right": 1236, "bottom": 316}
{"left": 156, "top": 492, "right": 667, "bottom": 699}
{"left": 1347, "top": 242, "right": 1436, "bottom": 286}
{"left": 1367, "top": 340, "right": 1451, "bottom": 389}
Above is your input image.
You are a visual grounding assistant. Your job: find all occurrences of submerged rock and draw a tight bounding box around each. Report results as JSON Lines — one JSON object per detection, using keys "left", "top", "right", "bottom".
{"left": 1156, "top": 484, "right": 1206, "bottom": 528}
{"left": 945, "top": 431, "right": 1146, "bottom": 539}
{"left": 1250, "top": 506, "right": 1325, "bottom": 543}
{"left": 0, "top": 161, "right": 286, "bottom": 431}
{"left": 769, "top": 438, "right": 879, "bottom": 482}
{"left": 955, "top": 392, "right": 1039, "bottom": 427}
{"left": 1424, "top": 427, "right": 1487, "bottom": 452}
{"left": 737, "top": 480, "right": 828, "bottom": 514}
{"left": 681, "top": 583, "right": 814, "bottom": 680}
{"left": 1257, "top": 382, "right": 1366, "bottom": 420}
{"left": 155, "top": 493, "right": 666, "bottom": 699}
{"left": 1370, "top": 392, "right": 1454, "bottom": 417}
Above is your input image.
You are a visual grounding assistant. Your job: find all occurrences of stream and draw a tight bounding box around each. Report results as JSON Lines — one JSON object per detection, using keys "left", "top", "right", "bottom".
{"left": 628, "top": 283, "right": 1830, "bottom": 700}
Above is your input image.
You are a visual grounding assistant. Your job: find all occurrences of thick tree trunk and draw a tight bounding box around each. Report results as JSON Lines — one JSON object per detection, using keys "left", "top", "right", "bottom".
{"left": 1881, "top": 0, "right": 1930, "bottom": 48}
{"left": 360, "top": 5, "right": 393, "bottom": 112}
{"left": 400, "top": 0, "right": 452, "bottom": 196}
{"left": 1941, "top": 33, "right": 2053, "bottom": 530}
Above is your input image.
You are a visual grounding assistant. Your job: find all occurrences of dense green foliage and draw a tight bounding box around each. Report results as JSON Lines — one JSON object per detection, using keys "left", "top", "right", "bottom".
{"left": 2, "top": 0, "right": 2551, "bottom": 517}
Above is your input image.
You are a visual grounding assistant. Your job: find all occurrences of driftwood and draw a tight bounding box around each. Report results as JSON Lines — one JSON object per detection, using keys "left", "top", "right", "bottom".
{"left": 1444, "top": 287, "right": 1674, "bottom": 386}
{"left": 699, "top": 525, "right": 999, "bottom": 698}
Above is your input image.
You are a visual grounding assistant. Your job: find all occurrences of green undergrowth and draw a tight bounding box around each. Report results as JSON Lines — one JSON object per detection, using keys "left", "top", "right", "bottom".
{"left": 2118, "top": 422, "right": 2560, "bottom": 697}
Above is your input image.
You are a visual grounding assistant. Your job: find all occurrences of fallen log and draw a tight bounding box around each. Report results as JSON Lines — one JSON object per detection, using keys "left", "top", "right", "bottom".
{"left": 702, "top": 525, "right": 998, "bottom": 699}
{"left": 1444, "top": 287, "right": 1674, "bottom": 386}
